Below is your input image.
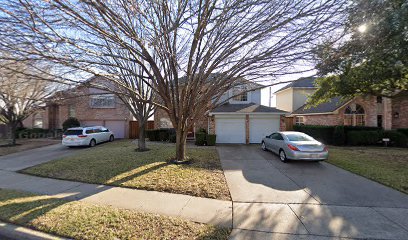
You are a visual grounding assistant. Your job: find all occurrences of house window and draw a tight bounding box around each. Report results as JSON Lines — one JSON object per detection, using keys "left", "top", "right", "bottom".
{"left": 295, "top": 116, "right": 304, "bottom": 125}
{"left": 90, "top": 94, "right": 115, "bottom": 108}
{"left": 33, "top": 113, "right": 43, "bottom": 128}
{"left": 68, "top": 105, "right": 76, "bottom": 117}
{"left": 344, "top": 104, "right": 365, "bottom": 126}
{"left": 231, "top": 86, "right": 248, "bottom": 102}
{"left": 376, "top": 96, "right": 382, "bottom": 103}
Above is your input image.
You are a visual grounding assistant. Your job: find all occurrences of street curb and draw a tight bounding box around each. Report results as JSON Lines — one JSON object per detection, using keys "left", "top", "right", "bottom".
{"left": 0, "top": 221, "right": 70, "bottom": 240}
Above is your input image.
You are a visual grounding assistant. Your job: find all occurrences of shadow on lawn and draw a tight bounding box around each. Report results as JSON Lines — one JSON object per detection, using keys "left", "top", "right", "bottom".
{"left": 0, "top": 191, "right": 67, "bottom": 237}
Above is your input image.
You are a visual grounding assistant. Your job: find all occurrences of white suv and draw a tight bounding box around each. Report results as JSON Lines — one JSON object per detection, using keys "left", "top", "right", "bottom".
{"left": 62, "top": 126, "right": 114, "bottom": 147}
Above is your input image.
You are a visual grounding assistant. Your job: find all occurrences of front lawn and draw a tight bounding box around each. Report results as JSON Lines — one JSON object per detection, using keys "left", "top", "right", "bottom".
{"left": 0, "top": 188, "right": 230, "bottom": 240}
{"left": 0, "top": 139, "right": 60, "bottom": 156}
{"left": 22, "top": 140, "right": 231, "bottom": 200}
{"left": 328, "top": 146, "right": 408, "bottom": 194}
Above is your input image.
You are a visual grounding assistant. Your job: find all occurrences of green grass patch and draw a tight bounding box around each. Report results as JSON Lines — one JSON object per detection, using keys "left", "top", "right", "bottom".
{"left": 328, "top": 146, "right": 408, "bottom": 193}
{"left": 0, "top": 188, "right": 230, "bottom": 240}
{"left": 22, "top": 140, "right": 231, "bottom": 200}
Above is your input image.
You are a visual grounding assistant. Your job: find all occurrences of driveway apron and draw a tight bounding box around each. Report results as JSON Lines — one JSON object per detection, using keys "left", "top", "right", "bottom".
{"left": 218, "top": 145, "right": 408, "bottom": 240}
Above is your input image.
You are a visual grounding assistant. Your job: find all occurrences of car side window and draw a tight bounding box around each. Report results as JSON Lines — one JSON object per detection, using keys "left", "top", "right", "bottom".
{"left": 93, "top": 128, "right": 101, "bottom": 133}
{"left": 271, "top": 133, "right": 284, "bottom": 140}
{"left": 85, "top": 129, "right": 94, "bottom": 134}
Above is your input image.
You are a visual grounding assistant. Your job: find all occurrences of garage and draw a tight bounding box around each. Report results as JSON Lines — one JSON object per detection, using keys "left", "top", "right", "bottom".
{"left": 81, "top": 120, "right": 126, "bottom": 138}
{"left": 105, "top": 121, "right": 126, "bottom": 138}
{"left": 215, "top": 116, "right": 246, "bottom": 144}
{"left": 249, "top": 115, "right": 280, "bottom": 143}
{"left": 211, "top": 103, "right": 286, "bottom": 144}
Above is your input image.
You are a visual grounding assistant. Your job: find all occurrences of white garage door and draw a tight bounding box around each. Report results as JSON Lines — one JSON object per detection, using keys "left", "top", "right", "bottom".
{"left": 249, "top": 115, "right": 280, "bottom": 144}
{"left": 82, "top": 121, "right": 103, "bottom": 127}
{"left": 105, "top": 121, "right": 126, "bottom": 138}
{"left": 215, "top": 116, "right": 245, "bottom": 144}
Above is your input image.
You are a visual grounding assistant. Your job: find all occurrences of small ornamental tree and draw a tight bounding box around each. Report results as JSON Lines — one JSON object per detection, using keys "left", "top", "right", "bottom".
{"left": 62, "top": 117, "right": 80, "bottom": 131}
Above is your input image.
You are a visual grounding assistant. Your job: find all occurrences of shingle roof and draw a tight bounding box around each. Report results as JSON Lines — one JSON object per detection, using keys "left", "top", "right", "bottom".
{"left": 211, "top": 103, "right": 287, "bottom": 114}
{"left": 275, "top": 76, "right": 317, "bottom": 93}
{"left": 292, "top": 96, "right": 350, "bottom": 115}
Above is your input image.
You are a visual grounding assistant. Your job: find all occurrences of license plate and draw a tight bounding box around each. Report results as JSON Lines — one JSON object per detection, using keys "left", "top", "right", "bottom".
{"left": 311, "top": 154, "right": 318, "bottom": 158}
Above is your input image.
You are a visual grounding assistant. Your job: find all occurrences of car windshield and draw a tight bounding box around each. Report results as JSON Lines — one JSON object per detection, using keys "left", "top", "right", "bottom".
{"left": 285, "top": 133, "right": 314, "bottom": 142}
{"left": 64, "top": 130, "right": 83, "bottom": 136}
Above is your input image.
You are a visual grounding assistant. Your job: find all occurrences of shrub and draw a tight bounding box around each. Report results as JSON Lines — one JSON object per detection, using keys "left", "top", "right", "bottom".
{"left": 195, "top": 132, "right": 206, "bottom": 146}
{"left": 381, "top": 130, "right": 408, "bottom": 147}
{"left": 333, "top": 126, "right": 346, "bottom": 145}
{"left": 347, "top": 131, "right": 380, "bottom": 146}
{"left": 146, "top": 129, "right": 160, "bottom": 141}
{"left": 206, "top": 134, "right": 217, "bottom": 146}
{"left": 146, "top": 128, "right": 175, "bottom": 142}
{"left": 159, "top": 131, "right": 169, "bottom": 141}
{"left": 169, "top": 134, "right": 177, "bottom": 143}
{"left": 397, "top": 128, "right": 408, "bottom": 137}
{"left": 16, "top": 128, "right": 51, "bottom": 139}
{"left": 62, "top": 117, "right": 80, "bottom": 131}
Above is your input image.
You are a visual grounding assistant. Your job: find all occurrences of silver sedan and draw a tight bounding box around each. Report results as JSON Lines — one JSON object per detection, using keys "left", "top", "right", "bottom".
{"left": 261, "top": 131, "right": 328, "bottom": 162}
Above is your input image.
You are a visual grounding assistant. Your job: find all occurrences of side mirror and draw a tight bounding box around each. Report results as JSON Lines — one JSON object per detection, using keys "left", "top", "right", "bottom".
{"left": 265, "top": 135, "right": 270, "bottom": 138}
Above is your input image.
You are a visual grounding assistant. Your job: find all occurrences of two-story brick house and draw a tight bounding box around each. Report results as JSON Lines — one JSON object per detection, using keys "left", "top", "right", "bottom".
{"left": 23, "top": 76, "right": 132, "bottom": 138}
{"left": 275, "top": 77, "right": 407, "bottom": 129}
{"left": 155, "top": 81, "right": 287, "bottom": 144}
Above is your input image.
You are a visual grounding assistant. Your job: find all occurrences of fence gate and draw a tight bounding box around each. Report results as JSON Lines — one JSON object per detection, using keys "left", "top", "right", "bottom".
{"left": 129, "top": 121, "right": 154, "bottom": 139}
{"left": 285, "top": 117, "right": 294, "bottom": 131}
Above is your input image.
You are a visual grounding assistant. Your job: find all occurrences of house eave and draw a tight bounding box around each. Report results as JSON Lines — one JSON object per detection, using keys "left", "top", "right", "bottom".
{"left": 209, "top": 112, "right": 286, "bottom": 116}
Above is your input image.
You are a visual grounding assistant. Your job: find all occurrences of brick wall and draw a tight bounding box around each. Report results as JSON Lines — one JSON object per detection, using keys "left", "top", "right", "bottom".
{"left": 392, "top": 92, "right": 408, "bottom": 129}
{"left": 296, "top": 95, "right": 383, "bottom": 127}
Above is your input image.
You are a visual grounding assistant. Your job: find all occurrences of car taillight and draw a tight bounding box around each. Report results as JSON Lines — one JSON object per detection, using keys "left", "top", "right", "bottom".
{"left": 324, "top": 146, "right": 328, "bottom": 152}
{"left": 287, "top": 144, "right": 300, "bottom": 151}
{"left": 78, "top": 135, "right": 87, "bottom": 138}
{"left": 62, "top": 135, "right": 67, "bottom": 138}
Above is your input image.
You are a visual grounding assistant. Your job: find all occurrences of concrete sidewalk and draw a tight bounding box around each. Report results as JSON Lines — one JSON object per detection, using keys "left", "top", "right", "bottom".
{"left": 0, "top": 170, "right": 232, "bottom": 228}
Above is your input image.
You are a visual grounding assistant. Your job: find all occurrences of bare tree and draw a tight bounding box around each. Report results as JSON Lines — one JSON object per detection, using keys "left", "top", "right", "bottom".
{"left": 0, "top": 0, "right": 347, "bottom": 161}
{"left": 0, "top": 59, "right": 54, "bottom": 145}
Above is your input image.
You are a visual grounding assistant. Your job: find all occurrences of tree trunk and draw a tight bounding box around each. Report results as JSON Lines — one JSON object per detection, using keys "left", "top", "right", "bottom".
{"left": 138, "top": 121, "right": 147, "bottom": 151}
{"left": 7, "top": 123, "right": 17, "bottom": 146}
{"left": 175, "top": 126, "right": 188, "bottom": 161}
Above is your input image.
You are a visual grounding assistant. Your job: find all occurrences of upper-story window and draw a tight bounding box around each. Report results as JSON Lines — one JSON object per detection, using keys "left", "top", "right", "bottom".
{"left": 90, "top": 94, "right": 115, "bottom": 108}
{"left": 230, "top": 85, "right": 250, "bottom": 103}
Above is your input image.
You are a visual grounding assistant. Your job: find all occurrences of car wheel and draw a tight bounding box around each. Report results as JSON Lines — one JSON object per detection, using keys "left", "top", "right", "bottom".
{"left": 261, "top": 142, "right": 267, "bottom": 151}
{"left": 109, "top": 135, "right": 114, "bottom": 142}
{"left": 89, "top": 139, "right": 96, "bottom": 147}
{"left": 279, "top": 149, "right": 287, "bottom": 163}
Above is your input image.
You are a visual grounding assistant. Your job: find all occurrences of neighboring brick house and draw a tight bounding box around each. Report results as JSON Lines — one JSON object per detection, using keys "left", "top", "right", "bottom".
{"left": 275, "top": 77, "right": 406, "bottom": 129}
{"left": 23, "top": 76, "right": 132, "bottom": 138}
{"left": 155, "top": 80, "right": 287, "bottom": 144}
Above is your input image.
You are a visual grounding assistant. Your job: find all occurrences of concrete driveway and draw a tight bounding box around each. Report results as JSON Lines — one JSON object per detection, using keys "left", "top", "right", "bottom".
{"left": 0, "top": 144, "right": 83, "bottom": 171}
{"left": 219, "top": 145, "right": 408, "bottom": 240}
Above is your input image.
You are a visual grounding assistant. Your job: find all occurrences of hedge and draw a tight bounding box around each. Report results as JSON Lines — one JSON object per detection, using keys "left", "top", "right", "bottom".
{"left": 293, "top": 125, "right": 382, "bottom": 145}
{"left": 15, "top": 128, "right": 56, "bottom": 139}
{"left": 347, "top": 131, "right": 380, "bottom": 146}
{"left": 146, "top": 128, "right": 175, "bottom": 142}
{"left": 293, "top": 125, "right": 335, "bottom": 144}
{"left": 397, "top": 128, "right": 408, "bottom": 137}
{"left": 381, "top": 130, "right": 408, "bottom": 147}
{"left": 333, "top": 126, "right": 346, "bottom": 146}
{"left": 195, "top": 132, "right": 206, "bottom": 146}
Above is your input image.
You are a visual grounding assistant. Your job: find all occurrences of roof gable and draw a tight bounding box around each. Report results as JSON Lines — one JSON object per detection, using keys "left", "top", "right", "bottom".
{"left": 275, "top": 76, "right": 317, "bottom": 93}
